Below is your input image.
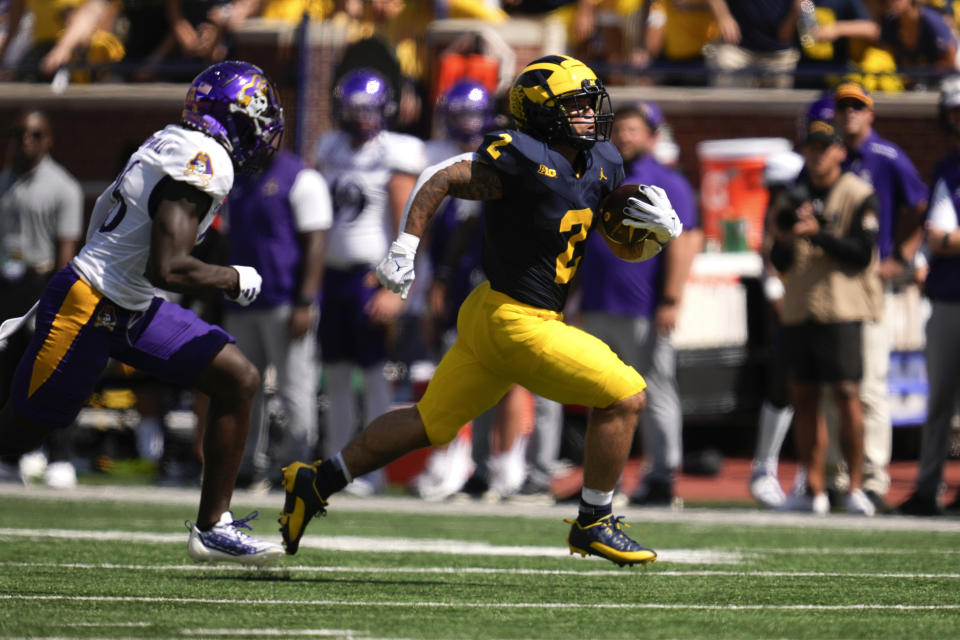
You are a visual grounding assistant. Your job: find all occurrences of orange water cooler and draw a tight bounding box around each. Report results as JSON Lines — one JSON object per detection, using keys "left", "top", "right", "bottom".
{"left": 696, "top": 138, "right": 792, "bottom": 252}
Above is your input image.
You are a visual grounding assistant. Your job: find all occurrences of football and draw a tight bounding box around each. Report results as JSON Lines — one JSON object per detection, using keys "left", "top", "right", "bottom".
{"left": 597, "top": 183, "right": 660, "bottom": 262}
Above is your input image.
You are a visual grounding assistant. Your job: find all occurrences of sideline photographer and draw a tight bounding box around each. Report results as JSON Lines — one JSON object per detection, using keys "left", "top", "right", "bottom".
{"left": 770, "top": 119, "right": 882, "bottom": 516}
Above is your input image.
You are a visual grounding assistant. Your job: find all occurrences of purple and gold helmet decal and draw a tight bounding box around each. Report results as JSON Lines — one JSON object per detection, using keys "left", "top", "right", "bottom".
{"left": 182, "top": 61, "right": 284, "bottom": 173}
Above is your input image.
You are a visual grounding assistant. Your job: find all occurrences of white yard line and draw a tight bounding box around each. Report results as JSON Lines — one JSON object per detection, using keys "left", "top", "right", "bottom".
{"left": 2, "top": 484, "right": 960, "bottom": 532}
{"left": 0, "top": 528, "right": 739, "bottom": 564}
{"left": 181, "top": 629, "right": 367, "bottom": 637}
{"left": 3, "top": 594, "right": 959, "bottom": 612}
{"left": 4, "top": 561, "right": 960, "bottom": 580}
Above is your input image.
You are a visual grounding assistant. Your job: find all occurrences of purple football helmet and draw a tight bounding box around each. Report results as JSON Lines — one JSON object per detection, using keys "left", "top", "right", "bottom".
{"left": 181, "top": 61, "right": 284, "bottom": 174}
{"left": 333, "top": 68, "right": 396, "bottom": 140}
{"left": 439, "top": 80, "right": 493, "bottom": 144}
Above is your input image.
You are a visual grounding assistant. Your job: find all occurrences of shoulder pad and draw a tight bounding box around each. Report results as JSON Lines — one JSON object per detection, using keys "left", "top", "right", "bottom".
{"left": 158, "top": 127, "right": 233, "bottom": 201}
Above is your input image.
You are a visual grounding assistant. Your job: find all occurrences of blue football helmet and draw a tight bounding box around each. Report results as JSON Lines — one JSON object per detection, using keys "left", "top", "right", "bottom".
{"left": 439, "top": 80, "right": 493, "bottom": 145}
{"left": 509, "top": 54, "right": 613, "bottom": 149}
{"left": 333, "top": 68, "right": 396, "bottom": 140}
{"left": 181, "top": 61, "right": 284, "bottom": 174}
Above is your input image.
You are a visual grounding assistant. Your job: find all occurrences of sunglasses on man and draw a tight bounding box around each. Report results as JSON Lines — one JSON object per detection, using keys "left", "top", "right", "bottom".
{"left": 836, "top": 100, "right": 868, "bottom": 111}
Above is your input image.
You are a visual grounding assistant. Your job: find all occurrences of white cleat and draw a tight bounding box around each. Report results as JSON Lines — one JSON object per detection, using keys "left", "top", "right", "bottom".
{"left": 845, "top": 488, "right": 876, "bottom": 516}
{"left": 780, "top": 491, "right": 829, "bottom": 516}
{"left": 750, "top": 472, "right": 786, "bottom": 508}
{"left": 187, "top": 510, "right": 284, "bottom": 566}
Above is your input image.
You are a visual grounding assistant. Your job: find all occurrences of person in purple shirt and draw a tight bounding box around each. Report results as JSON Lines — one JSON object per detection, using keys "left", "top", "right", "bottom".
{"left": 898, "top": 75, "right": 960, "bottom": 516}
{"left": 223, "top": 149, "right": 332, "bottom": 491}
{"left": 830, "top": 79, "right": 928, "bottom": 511}
{"left": 578, "top": 102, "right": 703, "bottom": 505}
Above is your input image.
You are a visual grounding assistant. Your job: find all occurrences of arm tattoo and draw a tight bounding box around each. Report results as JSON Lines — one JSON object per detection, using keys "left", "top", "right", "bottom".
{"left": 404, "top": 160, "right": 503, "bottom": 236}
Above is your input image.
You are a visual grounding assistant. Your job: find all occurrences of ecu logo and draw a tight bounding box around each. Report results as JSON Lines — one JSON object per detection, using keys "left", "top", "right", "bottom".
{"left": 538, "top": 164, "right": 557, "bottom": 178}
{"left": 94, "top": 304, "right": 118, "bottom": 331}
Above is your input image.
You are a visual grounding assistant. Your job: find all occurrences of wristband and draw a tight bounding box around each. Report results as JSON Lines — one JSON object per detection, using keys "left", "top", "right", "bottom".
{"left": 293, "top": 295, "right": 315, "bottom": 307}
{"left": 396, "top": 231, "right": 420, "bottom": 253}
{"left": 660, "top": 296, "right": 678, "bottom": 307}
{"left": 942, "top": 231, "right": 952, "bottom": 250}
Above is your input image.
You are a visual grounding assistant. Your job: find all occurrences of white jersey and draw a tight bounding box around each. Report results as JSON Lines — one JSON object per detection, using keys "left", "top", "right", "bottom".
{"left": 315, "top": 129, "right": 426, "bottom": 269}
{"left": 72, "top": 125, "right": 233, "bottom": 311}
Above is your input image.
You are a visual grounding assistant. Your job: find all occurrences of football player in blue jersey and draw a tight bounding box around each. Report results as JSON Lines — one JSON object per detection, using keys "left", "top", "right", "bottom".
{"left": 280, "top": 55, "right": 682, "bottom": 566}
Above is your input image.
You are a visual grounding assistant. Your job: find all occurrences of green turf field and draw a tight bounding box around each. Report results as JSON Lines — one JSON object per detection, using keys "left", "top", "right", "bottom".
{"left": 1, "top": 486, "right": 959, "bottom": 639}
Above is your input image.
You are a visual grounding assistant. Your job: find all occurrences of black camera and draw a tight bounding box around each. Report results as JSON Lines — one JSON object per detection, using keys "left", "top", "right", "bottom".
{"left": 775, "top": 184, "right": 809, "bottom": 231}
{"left": 775, "top": 184, "right": 825, "bottom": 231}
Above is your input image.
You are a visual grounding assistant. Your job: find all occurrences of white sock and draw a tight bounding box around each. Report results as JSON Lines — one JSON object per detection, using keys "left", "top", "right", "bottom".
{"left": 753, "top": 401, "right": 794, "bottom": 474}
{"left": 581, "top": 487, "right": 614, "bottom": 506}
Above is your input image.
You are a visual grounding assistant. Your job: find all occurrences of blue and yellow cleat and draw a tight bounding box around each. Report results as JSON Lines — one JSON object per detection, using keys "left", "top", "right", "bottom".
{"left": 564, "top": 514, "right": 657, "bottom": 567}
{"left": 279, "top": 460, "right": 328, "bottom": 555}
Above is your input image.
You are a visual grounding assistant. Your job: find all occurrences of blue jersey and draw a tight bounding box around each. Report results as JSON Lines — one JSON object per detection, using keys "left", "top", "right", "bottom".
{"left": 475, "top": 130, "right": 624, "bottom": 311}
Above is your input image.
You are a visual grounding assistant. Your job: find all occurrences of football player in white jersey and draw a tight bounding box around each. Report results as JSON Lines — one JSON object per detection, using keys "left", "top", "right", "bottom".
{"left": 313, "top": 68, "right": 427, "bottom": 495}
{"left": 0, "top": 61, "right": 286, "bottom": 566}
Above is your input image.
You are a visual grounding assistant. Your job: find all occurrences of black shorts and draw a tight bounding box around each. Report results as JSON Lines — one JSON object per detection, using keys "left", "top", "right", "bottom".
{"left": 782, "top": 321, "right": 863, "bottom": 384}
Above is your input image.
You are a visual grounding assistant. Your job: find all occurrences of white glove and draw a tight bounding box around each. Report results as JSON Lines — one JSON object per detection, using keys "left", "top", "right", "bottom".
{"left": 226, "top": 265, "right": 262, "bottom": 306}
{"left": 622, "top": 184, "right": 684, "bottom": 244}
{"left": 376, "top": 232, "right": 419, "bottom": 300}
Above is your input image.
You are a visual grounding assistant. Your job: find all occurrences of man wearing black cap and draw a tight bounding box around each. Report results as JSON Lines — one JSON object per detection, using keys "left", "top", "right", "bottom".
{"left": 770, "top": 119, "right": 881, "bottom": 516}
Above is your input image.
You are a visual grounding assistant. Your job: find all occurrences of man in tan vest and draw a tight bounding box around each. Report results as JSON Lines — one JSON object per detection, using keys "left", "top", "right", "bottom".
{"left": 769, "top": 119, "right": 882, "bottom": 516}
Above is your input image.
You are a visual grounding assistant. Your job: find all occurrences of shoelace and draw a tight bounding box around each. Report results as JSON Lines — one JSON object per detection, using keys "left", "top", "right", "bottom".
{"left": 600, "top": 516, "right": 634, "bottom": 543}
{"left": 223, "top": 510, "right": 261, "bottom": 539}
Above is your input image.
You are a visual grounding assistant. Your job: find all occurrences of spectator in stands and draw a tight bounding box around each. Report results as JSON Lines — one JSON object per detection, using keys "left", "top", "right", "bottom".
{"left": 0, "top": 0, "right": 34, "bottom": 75}
{"left": 258, "top": 0, "right": 334, "bottom": 22}
{"left": 367, "top": 0, "right": 507, "bottom": 136}
{"left": 222, "top": 148, "right": 332, "bottom": 492}
{"left": 771, "top": 118, "right": 881, "bottom": 516}
{"left": 794, "top": 0, "right": 882, "bottom": 89}
{"left": 39, "top": 0, "right": 257, "bottom": 81}
{"left": 577, "top": 102, "right": 702, "bottom": 506}
{"left": 0, "top": 0, "right": 124, "bottom": 81}
{"left": 702, "top": 0, "right": 801, "bottom": 88}
{"left": 633, "top": 0, "right": 719, "bottom": 86}
{"left": 897, "top": 75, "right": 960, "bottom": 516}
{"left": 313, "top": 67, "right": 426, "bottom": 496}
{"left": 831, "top": 80, "right": 928, "bottom": 511}
{"left": 161, "top": 0, "right": 261, "bottom": 77}
{"left": 0, "top": 109, "right": 83, "bottom": 488}
{"left": 878, "top": 0, "right": 959, "bottom": 85}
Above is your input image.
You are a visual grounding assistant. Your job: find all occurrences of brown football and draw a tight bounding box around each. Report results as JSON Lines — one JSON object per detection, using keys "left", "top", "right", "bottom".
{"left": 598, "top": 183, "right": 652, "bottom": 245}
{"left": 597, "top": 183, "right": 655, "bottom": 261}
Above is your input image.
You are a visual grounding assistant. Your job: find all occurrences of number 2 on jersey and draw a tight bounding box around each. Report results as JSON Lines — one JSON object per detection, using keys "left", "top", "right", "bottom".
{"left": 555, "top": 208, "right": 592, "bottom": 284}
